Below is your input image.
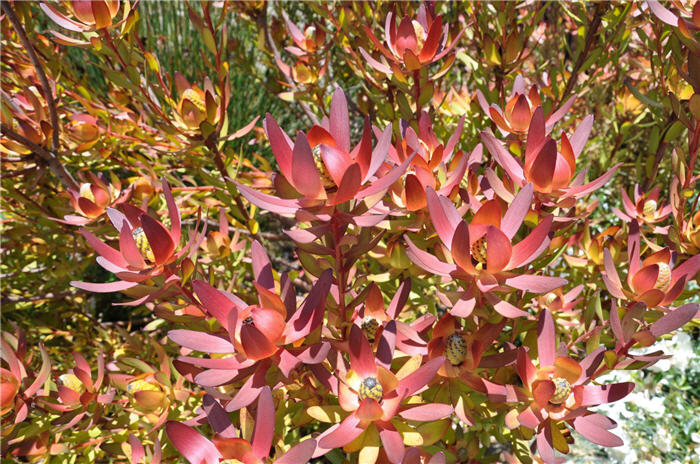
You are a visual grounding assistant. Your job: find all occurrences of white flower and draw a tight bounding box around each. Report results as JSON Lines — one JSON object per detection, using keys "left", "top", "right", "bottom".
{"left": 656, "top": 427, "right": 673, "bottom": 452}
{"left": 643, "top": 395, "right": 666, "bottom": 418}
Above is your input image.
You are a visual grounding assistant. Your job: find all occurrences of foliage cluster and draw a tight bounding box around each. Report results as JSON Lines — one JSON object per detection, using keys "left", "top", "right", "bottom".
{"left": 1, "top": 1, "right": 700, "bottom": 463}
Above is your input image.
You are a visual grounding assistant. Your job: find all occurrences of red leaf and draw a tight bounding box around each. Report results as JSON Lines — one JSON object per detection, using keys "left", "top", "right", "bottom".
{"left": 570, "top": 114, "right": 594, "bottom": 157}
{"left": 317, "top": 414, "right": 364, "bottom": 450}
{"left": 349, "top": 324, "right": 377, "bottom": 378}
{"left": 405, "top": 236, "right": 457, "bottom": 276}
{"left": 192, "top": 280, "right": 237, "bottom": 331}
{"left": 525, "top": 107, "right": 546, "bottom": 167}
{"left": 426, "top": 186, "right": 460, "bottom": 248}
{"left": 647, "top": 0, "right": 679, "bottom": 26}
{"left": 276, "top": 438, "right": 317, "bottom": 464}
{"left": 162, "top": 178, "right": 181, "bottom": 244}
{"left": 405, "top": 174, "right": 427, "bottom": 211}
{"left": 501, "top": 183, "right": 533, "bottom": 239}
{"left": 40, "top": 2, "right": 89, "bottom": 31}
{"left": 395, "top": 16, "right": 418, "bottom": 55}
{"left": 536, "top": 422, "right": 556, "bottom": 463}
{"left": 119, "top": 223, "right": 146, "bottom": 268}
{"left": 379, "top": 425, "right": 406, "bottom": 463}
{"left": 80, "top": 228, "right": 128, "bottom": 268}
{"left": 419, "top": 15, "right": 442, "bottom": 61}
{"left": 505, "top": 274, "right": 566, "bottom": 293}
{"left": 241, "top": 325, "right": 278, "bottom": 360}
{"left": 263, "top": 114, "right": 293, "bottom": 182}
{"left": 141, "top": 215, "right": 175, "bottom": 265}
{"left": 235, "top": 183, "right": 300, "bottom": 215}
{"left": 168, "top": 330, "right": 234, "bottom": 354}
{"left": 579, "top": 383, "right": 635, "bottom": 406}
{"left": 450, "top": 221, "right": 473, "bottom": 271}
{"left": 291, "top": 131, "right": 324, "bottom": 198}
{"left": 331, "top": 163, "right": 362, "bottom": 205}
{"left": 165, "top": 421, "right": 222, "bottom": 464}
{"left": 376, "top": 321, "right": 397, "bottom": 370}
{"left": 526, "top": 139, "right": 558, "bottom": 193}
{"left": 330, "top": 88, "right": 350, "bottom": 153}
{"left": 356, "top": 154, "right": 415, "bottom": 200}
{"left": 650, "top": 303, "right": 699, "bottom": 337}
{"left": 510, "top": 94, "right": 531, "bottom": 132}
{"left": 538, "top": 309, "right": 555, "bottom": 367}
{"left": 399, "top": 403, "right": 453, "bottom": 421}
{"left": 481, "top": 131, "right": 525, "bottom": 184}
{"left": 397, "top": 356, "right": 442, "bottom": 397}
{"left": 251, "top": 387, "right": 274, "bottom": 460}
{"left": 563, "top": 163, "right": 622, "bottom": 198}
{"left": 485, "top": 226, "right": 512, "bottom": 273}
{"left": 354, "top": 118, "right": 373, "bottom": 180}
{"left": 71, "top": 280, "right": 138, "bottom": 293}
{"left": 251, "top": 240, "right": 274, "bottom": 290}
{"left": 573, "top": 414, "right": 623, "bottom": 447}
{"left": 508, "top": 214, "right": 553, "bottom": 269}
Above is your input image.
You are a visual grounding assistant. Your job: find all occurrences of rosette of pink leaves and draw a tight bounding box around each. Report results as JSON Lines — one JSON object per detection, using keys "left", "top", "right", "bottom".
{"left": 387, "top": 112, "right": 479, "bottom": 212}
{"left": 1, "top": 330, "right": 51, "bottom": 427}
{"left": 482, "top": 105, "right": 622, "bottom": 201}
{"left": 39, "top": 352, "right": 115, "bottom": 424}
{"left": 53, "top": 172, "right": 130, "bottom": 225}
{"left": 169, "top": 241, "right": 332, "bottom": 410}
{"left": 166, "top": 387, "right": 316, "bottom": 464}
{"left": 406, "top": 183, "right": 566, "bottom": 318}
{"left": 351, "top": 279, "right": 433, "bottom": 357}
{"left": 602, "top": 221, "right": 700, "bottom": 308}
{"left": 491, "top": 310, "right": 635, "bottom": 464}
{"left": 237, "top": 88, "right": 412, "bottom": 220}
{"left": 360, "top": 4, "right": 464, "bottom": 74}
{"left": 71, "top": 178, "right": 201, "bottom": 305}
{"left": 613, "top": 184, "right": 672, "bottom": 232}
{"left": 312, "top": 325, "right": 449, "bottom": 464}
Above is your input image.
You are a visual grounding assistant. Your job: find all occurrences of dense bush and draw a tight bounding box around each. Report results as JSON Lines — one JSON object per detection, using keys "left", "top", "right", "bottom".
{"left": 1, "top": 1, "right": 699, "bottom": 463}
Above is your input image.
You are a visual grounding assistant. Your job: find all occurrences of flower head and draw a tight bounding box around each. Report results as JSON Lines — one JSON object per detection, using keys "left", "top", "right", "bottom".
{"left": 311, "top": 325, "right": 449, "bottom": 463}
{"left": 502, "top": 310, "right": 635, "bottom": 463}
{"left": 614, "top": 185, "right": 672, "bottom": 229}
{"left": 173, "top": 74, "right": 221, "bottom": 132}
{"left": 54, "top": 172, "right": 129, "bottom": 225}
{"left": 41, "top": 1, "right": 122, "bottom": 31}
{"left": 361, "top": 5, "right": 463, "bottom": 74}
{"left": 476, "top": 75, "right": 575, "bottom": 136}
{"left": 71, "top": 178, "right": 187, "bottom": 297}
{"left": 238, "top": 88, "right": 409, "bottom": 218}
{"left": 602, "top": 222, "right": 700, "bottom": 308}
{"left": 482, "top": 104, "right": 621, "bottom": 201}
{"left": 406, "top": 184, "right": 566, "bottom": 308}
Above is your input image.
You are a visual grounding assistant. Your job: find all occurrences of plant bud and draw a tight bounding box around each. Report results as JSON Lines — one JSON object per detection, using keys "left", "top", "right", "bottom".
{"left": 471, "top": 236, "right": 488, "bottom": 265}
{"left": 178, "top": 89, "right": 207, "bottom": 129}
{"left": 59, "top": 373, "right": 85, "bottom": 394}
{"left": 358, "top": 377, "right": 383, "bottom": 401}
{"left": 642, "top": 199, "right": 657, "bottom": 217}
{"left": 132, "top": 227, "right": 155, "bottom": 263}
{"left": 412, "top": 20, "right": 426, "bottom": 52}
{"left": 361, "top": 317, "right": 380, "bottom": 342}
{"left": 653, "top": 262, "right": 671, "bottom": 292}
{"left": 549, "top": 377, "right": 571, "bottom": 405}
{"left": 312, "top": 145, "right": 335, "bottom": 189}
{"left": 79, "top": 183, "right": 96, "bottom": 203}
{"left": 445, "top": 333, "right": 467, "bottom": 366}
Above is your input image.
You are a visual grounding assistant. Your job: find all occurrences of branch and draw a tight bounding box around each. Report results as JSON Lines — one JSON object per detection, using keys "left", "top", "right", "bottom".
{"left": 1, "top": 122, "right": 78, "bottom": 190}
{"left": 2, "top": 2, "right": 60, "bottom": 151}
{"left": 558, "top": 3, "right": 605, "bottom": 105}
{"left": 263, "top": 0, "right": 320, "bottom": 126}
